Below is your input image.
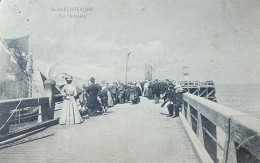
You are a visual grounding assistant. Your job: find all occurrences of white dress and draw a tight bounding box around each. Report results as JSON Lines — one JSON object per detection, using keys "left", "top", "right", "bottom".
{"left": 107, "top": 90, "right": 114, "bottom": 107}
{"left": 59, "top": 84, "right": 83, "bottom": 125}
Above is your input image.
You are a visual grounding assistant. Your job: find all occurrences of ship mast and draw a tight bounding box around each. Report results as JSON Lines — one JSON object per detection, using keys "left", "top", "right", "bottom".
{"left": 27, "top": 51, "right": 33, "bottom": 97}
{"left": 28, "top": 32, "right": 33, "bottom": 97}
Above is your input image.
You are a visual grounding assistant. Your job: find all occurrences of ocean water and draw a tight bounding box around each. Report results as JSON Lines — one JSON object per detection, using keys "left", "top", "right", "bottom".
{"left": 215, "top": 84, "right": 260, "bottom": 116}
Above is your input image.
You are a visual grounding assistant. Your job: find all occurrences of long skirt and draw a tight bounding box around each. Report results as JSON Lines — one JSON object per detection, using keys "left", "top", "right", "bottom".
{"left": 130, "top": 93, "right": 136, "bottom": 101}
{"left": 59, "top": 97, "right": 83, "bottom": 125}
{"left": 107, "top": 90, "right": 114, "bottom": 107}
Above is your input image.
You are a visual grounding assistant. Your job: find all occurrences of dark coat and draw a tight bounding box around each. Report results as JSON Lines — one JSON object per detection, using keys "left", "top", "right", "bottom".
{"left": 130, "top": 86, "right": 140, "bottom": 102}
{"left": 174, "top": 92, "right": 183, "bottom": 107}
{"left": 158, "top": 82, "right": 166, "bottom": 94}
{"left": 110, "top": 85, "right": 117, "bottom": 94}
{"left": 99, "top": 89, "right": 108, "bottom": 101}
{"left": 152, "top": 82, "right": 160, "bottom": 96}
{"left": 99, "top": 89, "right": 108, "bottom": 106}
{"left": 147, "top": 83, "right": 154, "bottom": 99}
{"left": 86, "top": 84, "right": 101, "bottom": 109}
{"left": 166, "top": 88, "right": 176, "bottom": 102}
{"left": 118, "top": 84, "right": 125, "bottom": 94}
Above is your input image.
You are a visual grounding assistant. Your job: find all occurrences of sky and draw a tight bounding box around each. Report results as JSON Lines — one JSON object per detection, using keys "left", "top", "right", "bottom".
{"left": 0, "top": 0, "right": 260, "bottom": 85}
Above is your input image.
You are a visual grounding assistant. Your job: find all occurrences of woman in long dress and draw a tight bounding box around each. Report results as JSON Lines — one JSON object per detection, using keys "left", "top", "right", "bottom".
{"left": 105, "top": 83, "right": 114, "bottom": 107}
{"left": 59, "top": 76, "right": 83, "bottom": 125}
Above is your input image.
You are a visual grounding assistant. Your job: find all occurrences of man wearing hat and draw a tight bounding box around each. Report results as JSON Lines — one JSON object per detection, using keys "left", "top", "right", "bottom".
{"left": 172, "top": 85, "right": 183, "bottom": 118}
{"left": 161, "top": 83, "right": 176, "bottom": 117}
{"left": 117, "top": 82, "right": 125, "bottom": 104}
{"left": 152, "top": 79, "right": 160, "bottom": 104}
{"left": 86, "top": 77, "right": 102, "bottom": 116}
{"left": 110, "top": 82, "right": 118, "bottom": 104}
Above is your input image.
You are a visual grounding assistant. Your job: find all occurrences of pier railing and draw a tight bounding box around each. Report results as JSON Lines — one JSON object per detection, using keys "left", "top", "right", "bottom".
{"left": 0, "top": 79, "right": 62, "bottom": 138}
{"left": 181, "top": 93, "right": 260, "bottom": 163}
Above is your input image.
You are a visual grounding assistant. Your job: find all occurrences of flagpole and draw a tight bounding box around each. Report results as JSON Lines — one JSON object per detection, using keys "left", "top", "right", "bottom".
{"left": 125, "top": 52, "right": 131, "bottom": 83}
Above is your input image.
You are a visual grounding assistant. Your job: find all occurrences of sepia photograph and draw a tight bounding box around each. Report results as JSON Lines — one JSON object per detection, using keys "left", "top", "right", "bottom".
{"left": 0, "top": 0, "right": 260, "bottom": 162}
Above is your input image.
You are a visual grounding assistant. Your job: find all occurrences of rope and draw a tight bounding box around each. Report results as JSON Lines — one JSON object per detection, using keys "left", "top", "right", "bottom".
{"left": 0, "top": 99, "right": 23, "bottom": 132}
{"left": 18, "top": 81, "right": 44, "bottom": 95}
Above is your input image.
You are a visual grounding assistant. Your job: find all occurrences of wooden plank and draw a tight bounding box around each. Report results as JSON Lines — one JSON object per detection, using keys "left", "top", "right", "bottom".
{"left": 0, "top": 97, "right": 199, "bottom": 162}
{"left": 180, "top": 113, "right": 214, "bottom": 163}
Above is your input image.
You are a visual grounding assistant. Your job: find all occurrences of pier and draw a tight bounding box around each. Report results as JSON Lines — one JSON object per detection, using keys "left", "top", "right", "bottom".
{"left": 0, "top": 80, "right": 259, "bottom": 163}
{"left": 0, "top": 96, "right": 198, "bottom": 163}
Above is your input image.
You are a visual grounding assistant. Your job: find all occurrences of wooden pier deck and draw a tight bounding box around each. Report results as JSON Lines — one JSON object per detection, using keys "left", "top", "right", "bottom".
{"left": 0, "top": 97, "right": 199, "bottom": 163}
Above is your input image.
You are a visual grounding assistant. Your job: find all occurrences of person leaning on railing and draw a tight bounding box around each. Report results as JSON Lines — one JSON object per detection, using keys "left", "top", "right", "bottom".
{"left": 161, "top": 83, "right": 176, "bottom": 117}
{"left": 172, "top": 85, "right": 183, "bottom": 118}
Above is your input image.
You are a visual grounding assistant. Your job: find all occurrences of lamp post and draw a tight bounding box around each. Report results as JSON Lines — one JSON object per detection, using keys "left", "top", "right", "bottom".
{"left": 125, "top": 52, "right": 131, "bottom": 82}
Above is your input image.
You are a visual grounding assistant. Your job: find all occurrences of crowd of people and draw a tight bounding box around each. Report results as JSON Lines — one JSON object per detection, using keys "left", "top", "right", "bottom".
{"left": 59, "top": 76, "right": 187, "bottom": 125}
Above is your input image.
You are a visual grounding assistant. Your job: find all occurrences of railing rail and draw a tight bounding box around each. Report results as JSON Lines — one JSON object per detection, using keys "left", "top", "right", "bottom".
{"left": 181, "top": 93, "right": 260, "bottom": 163}
{"left": 0, "top": 79, "right": 62, "bottom": 136}
{"left": 0, "top": 94, "right": 63, "bottom": 111}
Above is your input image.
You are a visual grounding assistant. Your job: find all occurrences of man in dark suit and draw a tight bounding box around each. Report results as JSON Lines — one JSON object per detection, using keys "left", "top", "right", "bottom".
{"left": 117, "top": 82, "right": 125, "bottom": 104}
{"left": 161, "top": 84, "right": 176, "bottom": 117}
{"left": 152, "top": 79, "right": 160, "bottom": 104}
{"left": 172, "top": 85, "right": 185, "bottom": 118}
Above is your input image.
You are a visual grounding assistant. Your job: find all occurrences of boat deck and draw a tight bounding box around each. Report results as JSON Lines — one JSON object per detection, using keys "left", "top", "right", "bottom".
{"left": 0, "top": 97, "right": 199, "bottom": 163}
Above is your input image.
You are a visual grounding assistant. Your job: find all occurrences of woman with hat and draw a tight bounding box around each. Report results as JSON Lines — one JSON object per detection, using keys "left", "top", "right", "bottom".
{"left": 59, "top": 76, "right": 83, "bottom": 125}
{"left": 86, "top": 77, "right": 102, "bottom": 115}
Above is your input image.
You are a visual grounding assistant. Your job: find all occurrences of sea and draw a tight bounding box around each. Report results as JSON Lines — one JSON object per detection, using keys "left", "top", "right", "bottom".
{"left": 215, "top": 84, "right": 260, "bottom": 116}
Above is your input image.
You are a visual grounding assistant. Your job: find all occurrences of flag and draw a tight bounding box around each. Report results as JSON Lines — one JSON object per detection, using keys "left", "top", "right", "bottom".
{"left": 3, "top": 35, "right": 30, "bottom": 71}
